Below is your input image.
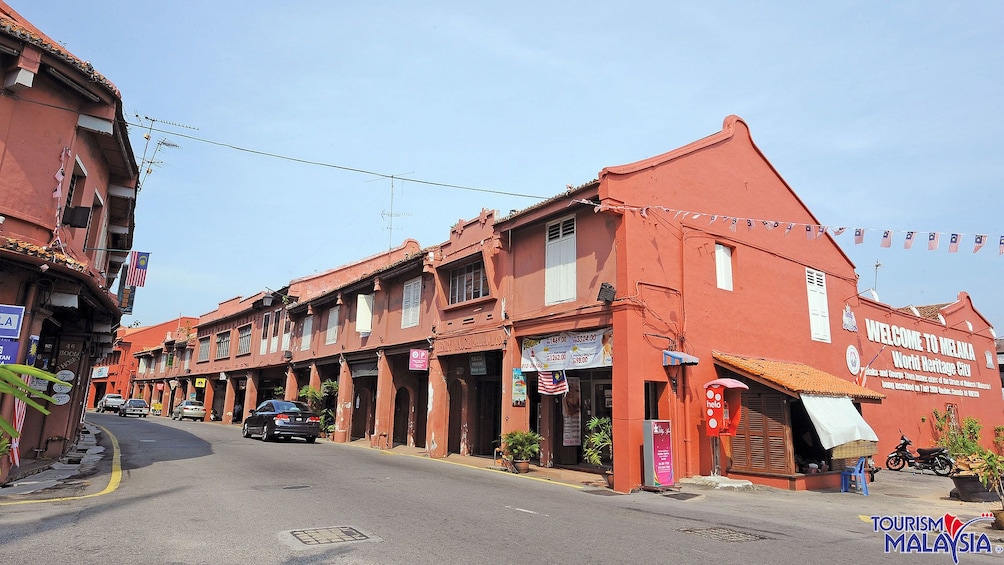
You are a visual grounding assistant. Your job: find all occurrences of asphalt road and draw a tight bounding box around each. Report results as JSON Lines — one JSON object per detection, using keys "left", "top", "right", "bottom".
{"left": 1, "top": 413, "right": 1002, "bottom": 564}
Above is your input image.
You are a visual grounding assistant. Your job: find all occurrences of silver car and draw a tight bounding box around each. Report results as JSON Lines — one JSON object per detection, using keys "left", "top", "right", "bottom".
{"left": 171, "top": 400, "right": 207, "bottom": 421}
{"left": 118, "top": 398, "right": 150, "bottom": 418}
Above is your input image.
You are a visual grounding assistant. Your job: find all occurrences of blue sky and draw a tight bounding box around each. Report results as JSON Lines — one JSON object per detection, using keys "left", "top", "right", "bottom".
{"left": 16, "top": 2, "right": 1004, "bottom": 335}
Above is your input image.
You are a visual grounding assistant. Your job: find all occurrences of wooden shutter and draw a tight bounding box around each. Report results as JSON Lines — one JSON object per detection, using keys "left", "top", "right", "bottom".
{"left": 806, "top": 268, "right": 831, "bottom": 343}
{"left": 730, "top": 392, "right": 793, "bottom": 475}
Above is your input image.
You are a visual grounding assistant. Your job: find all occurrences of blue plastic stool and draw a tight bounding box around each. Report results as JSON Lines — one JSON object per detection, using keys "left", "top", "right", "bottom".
{"left": 840, "top": 457, "right": 869, "bottom": 495}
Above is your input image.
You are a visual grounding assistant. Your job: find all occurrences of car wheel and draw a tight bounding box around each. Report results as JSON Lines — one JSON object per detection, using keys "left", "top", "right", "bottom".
{"left": 305, "top": 436, "right": 316, "bottom": 444}
{"left": 263, "top": 424, "right": 275, "bottom": 442}
{"left": 242, "top": 422, "right": 251, "bottom": 438}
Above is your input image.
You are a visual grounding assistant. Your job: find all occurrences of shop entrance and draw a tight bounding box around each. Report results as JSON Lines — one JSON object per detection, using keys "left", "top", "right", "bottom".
{"left": 554, "top": 370, "right": 611, "bottom": 466}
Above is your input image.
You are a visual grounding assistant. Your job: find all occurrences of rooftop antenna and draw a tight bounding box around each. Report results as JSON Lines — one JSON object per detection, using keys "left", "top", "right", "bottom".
{"left": 873, "top": 259, "right": 882, "bottom": 292}
{"left": 133, "top": 114, "right": 197, "bottom": 191}
{"left": 380, "top": 172, "right": 413, "bottom": 250}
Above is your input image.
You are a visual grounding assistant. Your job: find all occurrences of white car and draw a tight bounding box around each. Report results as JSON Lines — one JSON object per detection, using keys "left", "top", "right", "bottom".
{"left": 96, "top": 394, "right": 125, "bottom": 413}
{"left": 118, "top": 398, "right": 150, "bottom": 418}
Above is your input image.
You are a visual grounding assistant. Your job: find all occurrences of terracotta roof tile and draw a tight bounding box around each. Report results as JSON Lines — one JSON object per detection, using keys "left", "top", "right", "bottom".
{"left": 712, "top": 351, "right": 885, "bottom": 401}
{"left": 912, "top": 303, "right": 950, "bottom": 320}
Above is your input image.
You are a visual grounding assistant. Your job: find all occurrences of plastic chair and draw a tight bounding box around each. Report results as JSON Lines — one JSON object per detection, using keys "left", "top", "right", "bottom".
{"left": 841, "top": 457, "right": 869, "bottom": 495}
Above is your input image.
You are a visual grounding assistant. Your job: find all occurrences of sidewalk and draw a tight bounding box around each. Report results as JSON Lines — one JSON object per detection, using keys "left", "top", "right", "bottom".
{"left": 0, "top": 423, "right": 104, "bottom": 497}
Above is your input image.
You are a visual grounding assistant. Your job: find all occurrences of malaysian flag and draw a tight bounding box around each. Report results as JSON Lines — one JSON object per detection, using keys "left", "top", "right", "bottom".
{"left": 538, "top": 371, "right": 569, "bottom": 396}
{"left": 973, "top": 234, "right": 987, "bottom": 253}
{"left": 904, "top": 231, "right": 916, "bottom": 249}
{"left": 805, "top": 225, "right": 814, "bottom": 240}
{"left": 832, "top": 227, "right": 846, "bottom": 236}
{"left": 746, "top": 219, "right": 754, "bottom": 232}
{"left": 948, "top": 234, "right": 960, "bottom": 253}
{"left": 784, "top": 222, "right": 795, "bottom": 236}
{"left": 125, "top": 251, "right": 151, "bottom": 287}
{"left": 10, "top": 375, "right": 29, "bottom": 467}
{"left": 854, "top": 229, "right": 864, "bottom": 245}
{"left": 729, "top": 218, "right": 738, "bottom": 232}
{"left": 928, "top": 232, "right": 940, "bottom": 251}
{"left": 880, "top": 230, "right": 892, "bottom": 248}
{"left": 1000, "top": 236, "right": 1004, "bottom": 255}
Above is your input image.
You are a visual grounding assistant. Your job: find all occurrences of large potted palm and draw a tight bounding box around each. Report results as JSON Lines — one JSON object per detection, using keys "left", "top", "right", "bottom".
{"left": 502, "top": 430, "right": 542, "bottom": 473}
{"left": 583, "top": 416, "right": 613, "bottom": 487}
{"left": 975, "top": 449, "right": 1004, "bottom": 529}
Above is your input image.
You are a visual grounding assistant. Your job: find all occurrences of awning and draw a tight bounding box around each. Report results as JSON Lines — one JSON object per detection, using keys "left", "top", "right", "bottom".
{"left": 663, "top": 350, "right": 699, "bottom": 366}
{"left": 800, "top": 394, "right": 879, "bottom": 450}
{"left": 711, "top": 351, "right": 885, "bottom": 403}
{"left": 704, "top": 378, "right": 749, "bottom": 390}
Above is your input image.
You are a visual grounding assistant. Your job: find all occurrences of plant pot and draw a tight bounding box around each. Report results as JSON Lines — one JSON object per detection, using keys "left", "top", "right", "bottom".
{"left": 993, "top": 510, "right": 1004, "bottom": 530}
{"left": 514, "top": 460, "right": 530, "bottom": 474}
{"left": 950, "top": 474, "right": 1002, "bottom": 503}
{"left": 603, "top": 471, "right": 614, "bottom": 489}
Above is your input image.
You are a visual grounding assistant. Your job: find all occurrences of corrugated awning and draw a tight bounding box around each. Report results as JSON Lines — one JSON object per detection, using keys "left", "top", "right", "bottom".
{"left": 711, "top": 351, "right": 885, "bottom": 403}
{"left": 663, "top": 350, "right": 699, "bottom": 366}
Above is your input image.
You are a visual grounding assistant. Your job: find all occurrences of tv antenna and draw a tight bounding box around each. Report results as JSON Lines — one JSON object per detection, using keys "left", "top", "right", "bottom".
{"left": 134, "top": 114, "right": 198, "bottom": 191}
{"left": 873, "top": 259, "right": 883, "bottom": 292}
{"left": 380, "top": 173, "right": 413, "bottom": 250}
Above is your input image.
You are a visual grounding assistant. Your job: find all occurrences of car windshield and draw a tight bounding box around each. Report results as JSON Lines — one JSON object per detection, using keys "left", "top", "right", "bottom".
{"left": 127, "top": 400, "right": 147, "bottom": 407}
{"left": 186, "top": 401, "right": 204, "bottom": 407}
{"left": 273, "top": 401, "right": 310, "bottom": 413}
{"left": 106, "top": 395, "right": 122, "bottom": 399}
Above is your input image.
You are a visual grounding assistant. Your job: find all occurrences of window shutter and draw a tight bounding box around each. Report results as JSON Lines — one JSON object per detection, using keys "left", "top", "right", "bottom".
{"left": 401, "top": 278, "right": 421, "bottom": 329}
{"left": 806, "top": 268, "right": 831, "bottom": 343}
{"left": 715, "top": 244, "right": 733, "bottom": 291}
{"left": 325, "top": 307, "right": 339, "bottom": 344}
{"left": 357, "top": 294, "right": 374, "bottom": 334}
{"left": 545, "top": 217, "right": 576, "bottom": 304}
{"left": 300, "top": 316, "right": 313, "bottom": 351}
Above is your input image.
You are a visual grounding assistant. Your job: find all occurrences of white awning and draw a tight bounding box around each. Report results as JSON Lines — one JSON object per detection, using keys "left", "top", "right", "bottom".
{"left": 800, "top": 394, "right": 879, "bottom": 450}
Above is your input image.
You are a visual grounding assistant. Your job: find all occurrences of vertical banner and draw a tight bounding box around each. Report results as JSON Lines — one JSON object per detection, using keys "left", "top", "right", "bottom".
{"left": 562, "top": 376, "right": 582, "bottom": 446}
{"left": 511, "top": 368, "right": 526, "bottom": 407}
{"left": 643, "top": 420, "right": 674, "bottom": 488}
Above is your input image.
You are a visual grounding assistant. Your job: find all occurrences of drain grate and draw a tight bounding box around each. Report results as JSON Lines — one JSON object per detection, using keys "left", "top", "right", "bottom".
{"left": 282, "top": 485, "right": 310, "bottom": 490}
{"left": 290, "top": 526, "right": 371, "bottom": 546}
{"left": 679, "top": 527, "right": 766, "bottom": 542}
{"left": 663, "top": 492, "right": 701, "bottom": 501}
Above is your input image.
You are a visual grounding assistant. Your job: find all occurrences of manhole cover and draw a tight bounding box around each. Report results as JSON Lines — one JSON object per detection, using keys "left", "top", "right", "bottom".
{"left": 288, "top": 526, "right": 375, "bottom": 546}
{"left": 679, "top": 527, "right": 766, "bottom": 542}
{"left": 663, "top": 492, "right": 701, "bottom": 501}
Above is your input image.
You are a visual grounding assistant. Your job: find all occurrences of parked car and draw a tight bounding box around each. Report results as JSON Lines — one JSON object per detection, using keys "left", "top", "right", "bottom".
{"left": 96, "top": 394, "right": 125, "bottom": 413}
{"left": 242, "top": 400, "right": 320, "bottom": 443}
{"left": 171, "top": 400, "right": 207, "bottom": 421}
{"left": 119, "top": 398, "right": 150, "bottom": 418}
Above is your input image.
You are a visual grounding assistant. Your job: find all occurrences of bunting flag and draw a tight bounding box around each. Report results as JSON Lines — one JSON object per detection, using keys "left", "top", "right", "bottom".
{"left": 708, "top": 214, "right": 718, "bottom": 225}
{"left": 784, "top": 222, "right": 795, "bottom": 235}
{"left": 763, "top": 220, "right": 779, "bottom": 231}
{"left": 854, "top": 229, "right": 864, "bottom": 245}
{"left": 52, "top": 147, "right": 70, "bottom": 199}
{"left": 1000, "top": 236, "right": 1004, "bottom": 255}
{"left": 10, "top": 375, "right": 29, "bottom": 467}
{"left": 904, "top": 231, "right": 916, "bottom": 249}
{"left": 729, "top": 218, "right": 738, "bottom": 232}
{"left": 832, "top": 227, "right": 846, "bottom": 236}
{"left": 948, "top": 234, "right": 960, "bottom": 253}
{"left": 125, "top": 251, "right": 151, "bottom": 287}
{"left": 928, "top": 232, "right": 940, "bottom": 251}
{"left": 538, "top": 370, "right": 569, "bottom": 395}
{"left": 974, "top": 234, "right": 986, "bottom": 253}
{"left": 880, "top": 230, "right": 892, "bottom": 248}
{"left": 805, "top": 225, "right": 814, "bottom": 240}
{"left": 746, "top": 219, "right": 754, "bottom": 232}
{"left": 817, "top": 226, "right": 827, "bottom": 239}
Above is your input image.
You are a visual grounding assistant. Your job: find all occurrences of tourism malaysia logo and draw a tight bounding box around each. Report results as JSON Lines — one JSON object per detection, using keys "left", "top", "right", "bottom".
{"left": 868, "top": 512, "right": 1000, "bottom": 563}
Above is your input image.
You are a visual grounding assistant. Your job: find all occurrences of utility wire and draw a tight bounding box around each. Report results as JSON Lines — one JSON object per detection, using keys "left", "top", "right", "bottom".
{"left": 124, "top": 121, "right": 552, "bottom": 200}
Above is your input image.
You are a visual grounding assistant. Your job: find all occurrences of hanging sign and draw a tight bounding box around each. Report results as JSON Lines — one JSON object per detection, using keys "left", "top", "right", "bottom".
{"left": 409, "top": 349, "right": 429, "bottom": 371}
{"left": 0, "top": 305, "right": 25, "bottom": 339}
{"left": 511, "top": 368, "right": 526, "bottom": 407}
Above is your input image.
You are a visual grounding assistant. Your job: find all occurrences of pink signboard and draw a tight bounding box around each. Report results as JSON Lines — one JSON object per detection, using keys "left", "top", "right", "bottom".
{"left": 409, "top": 348, "right": 429, "bottom": 371}
{"left": 643, "top": 420, "right": 674, "bottom": 488}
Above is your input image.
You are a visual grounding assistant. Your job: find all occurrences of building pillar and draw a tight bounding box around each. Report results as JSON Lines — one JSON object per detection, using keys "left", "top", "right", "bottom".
{"left": 244, "top": 370, "right": 260, "bottom": 417}
{"left": 372, "top": 350, "right": 394, "bottom": 449}
{"left": 426, "top": 355, "right": 448, "bottom": 458}
{"left": 223, "top": 376, "right": 237, "bottom": 424}
{"left": 284, "top": 366, "right": 298, "bottom": 401}
{"left": 333, "top": 358, "right": 353, "bottom": 443}
{"left": 309, "top": 362, "right": 321, "bottom": 391}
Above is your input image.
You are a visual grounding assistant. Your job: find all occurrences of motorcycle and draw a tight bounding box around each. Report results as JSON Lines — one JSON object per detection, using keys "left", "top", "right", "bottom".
{"left": 885, "top": 434, "right": 954, "bottom": 476}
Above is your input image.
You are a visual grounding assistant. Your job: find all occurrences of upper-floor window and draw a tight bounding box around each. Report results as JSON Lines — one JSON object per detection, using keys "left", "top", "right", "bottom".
{"left": 138, "top": 357, "right": 148, "bottom": 374}
{"left": 183, "top": 349, "right": 191, "bottom": 371}
{"left": 325, "top": 306, "right": 339, "bottom": 344}
{"left": 166, "top": 351, "right": 175, "bottom": 367}
{"left": 198, "top": 337, "right": 210, "bottom": 362}
{"left": 545, "top": 216, "right": 576, "bottom": 305}
{"left": 449, "top": 260, "right": 488, "bottom": 304}
{"left": 216, "top": 330, "right": 231, "bottom": 360}
{"left": 237, "top": 324, "right": 252, "bottom": 356}
{"left": 270, "top": 309, "right": 281, "bottom": 353}
{"left": 300, "top": 315, "right": 313, "bottom": 351}
{"left": 357, "top": 294, "right": 374, "bottom": 334}
{"left": 401, "top": 277, "right": 421, "bottom": 328}
{"left": 260, "top": 312, "right": 271, "bottom": 355}
{"left": 806, "top": 267, "right": 831, "bottom": 343}
{"left": 715, "top": 243, "right": 734, "bottom": 291}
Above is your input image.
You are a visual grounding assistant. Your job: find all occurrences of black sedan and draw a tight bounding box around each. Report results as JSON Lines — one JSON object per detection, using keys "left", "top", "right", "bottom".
{"left": 242, "top": 400, "right": 320, "bottom": 443}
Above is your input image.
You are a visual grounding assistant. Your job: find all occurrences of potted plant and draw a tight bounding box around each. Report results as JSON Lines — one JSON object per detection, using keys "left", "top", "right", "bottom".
{"left": 502, "top": 430, "right": 542, "bottom": 473}
{"left": 975, "top": 449, "right": 1004, "bottom": 529}
{"left": 936, "top": 412, "right": 1001, "bottom": 503}
{"left": 583, "top": 416, "right": 613, "bottom": 487}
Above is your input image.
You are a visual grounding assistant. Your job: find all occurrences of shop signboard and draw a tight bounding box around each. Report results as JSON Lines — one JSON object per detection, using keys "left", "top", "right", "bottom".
{"left": 409, "top": 349, "right": 429, "bottom": 371}
{"left": 643, "top": 420, "right": 674, "bottom": 488}
{"left": 520, "top": 327, "right": 613, "bottom": 372}
{"left": 0, "top": 338, "right": 20, "bottom": 364}
{"left": 0, "top": 304, "right": 25, "bottom": 339}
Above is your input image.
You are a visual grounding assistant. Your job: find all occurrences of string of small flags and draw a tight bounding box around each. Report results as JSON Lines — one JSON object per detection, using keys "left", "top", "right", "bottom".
{"left": 572, "top": 199, "right": 1001, "bottom": 255}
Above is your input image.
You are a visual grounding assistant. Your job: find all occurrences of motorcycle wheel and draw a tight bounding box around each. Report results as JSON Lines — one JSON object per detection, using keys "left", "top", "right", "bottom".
{"left": 932, "top": 456, "right": 953, "bottom": 476}
{"left": 886, "top": 455, "right": 907, "bottom": 471}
